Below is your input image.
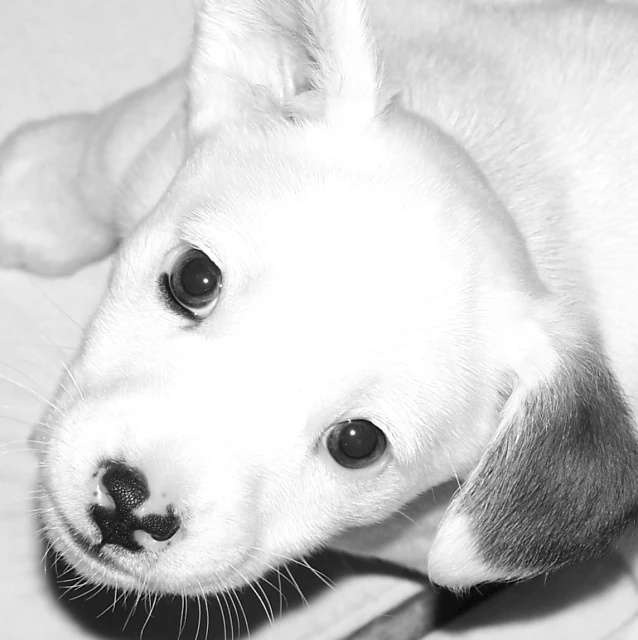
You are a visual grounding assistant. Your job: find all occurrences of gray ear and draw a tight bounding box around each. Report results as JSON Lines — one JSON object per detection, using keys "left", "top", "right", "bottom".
{"left": 429, "top": 320, "right": 638, "bottom": 588}
{"left": 188, "top": 0, "right": 381, "bottom": 135}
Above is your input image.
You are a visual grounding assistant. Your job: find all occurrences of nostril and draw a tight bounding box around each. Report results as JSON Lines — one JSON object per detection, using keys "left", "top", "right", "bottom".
{"left": 139, "top": 509, "right": 181, "bottom": 541}
{"left": 100, "top": 462, "right": 149, "bottom": 512}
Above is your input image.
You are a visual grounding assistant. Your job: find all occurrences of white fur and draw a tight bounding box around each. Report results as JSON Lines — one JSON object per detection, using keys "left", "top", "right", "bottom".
{"left": 2, "top": 0, "right": 638, "bottom": 596}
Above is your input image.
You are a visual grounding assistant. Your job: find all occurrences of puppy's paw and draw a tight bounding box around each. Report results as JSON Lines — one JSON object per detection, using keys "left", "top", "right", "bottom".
{"left": 0, "top": 116, "right": 117, "bottom": 276}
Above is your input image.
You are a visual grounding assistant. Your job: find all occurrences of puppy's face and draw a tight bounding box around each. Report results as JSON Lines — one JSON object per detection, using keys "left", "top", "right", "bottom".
{"left": 38, "top": 119, "right": 504, "bottom": 594}
{"left": 37, "top": 0, "right": 638, "bottom": 597}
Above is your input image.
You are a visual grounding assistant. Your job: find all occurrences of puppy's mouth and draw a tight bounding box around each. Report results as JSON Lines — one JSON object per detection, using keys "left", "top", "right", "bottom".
{"left": 40, "top": 491, "right": 134, "bottom": 578}
{"left": 39, "top": 469, "right": 184, "bottom": 588}
{"left": 39, "top": 489, "right": 271, "bottom": 597}
{"left": 65, "top": 521, "right": 119, "bottom": 568}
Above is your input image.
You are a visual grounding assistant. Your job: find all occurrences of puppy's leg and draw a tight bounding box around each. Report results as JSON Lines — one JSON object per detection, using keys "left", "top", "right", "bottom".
{"left": 0, "top": 69, "right": 187, "bottom": 276}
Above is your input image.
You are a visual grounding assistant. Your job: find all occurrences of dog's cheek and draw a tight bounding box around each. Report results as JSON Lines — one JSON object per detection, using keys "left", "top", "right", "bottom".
{"left": 264, "top": 457, "right": 411, "bottom": 560}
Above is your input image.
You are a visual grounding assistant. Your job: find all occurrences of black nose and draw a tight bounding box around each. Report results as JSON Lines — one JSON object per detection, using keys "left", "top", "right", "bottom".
{"left": 90, "top": 461, "right": 181, "bottom": 551}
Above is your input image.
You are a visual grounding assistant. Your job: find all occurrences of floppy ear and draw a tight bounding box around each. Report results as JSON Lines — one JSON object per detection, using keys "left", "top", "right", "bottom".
{"left": 428, "top": 301, "right": 638, "bottom": 589}
{"left": 187, "top": 0, "right": 381, "bottom": 135}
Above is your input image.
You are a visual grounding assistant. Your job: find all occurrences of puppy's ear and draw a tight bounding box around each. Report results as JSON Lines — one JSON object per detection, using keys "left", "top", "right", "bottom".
{"left": 428, "top": 301, "right": 638, "bottom": 589}
{"left": 188, "top": 0, "right": 381, "bottom": 135}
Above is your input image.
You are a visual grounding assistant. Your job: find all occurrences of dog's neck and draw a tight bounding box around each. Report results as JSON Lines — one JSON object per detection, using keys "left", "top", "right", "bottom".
{"left": 367, "top": 2, "right": 588, "bottom": 307}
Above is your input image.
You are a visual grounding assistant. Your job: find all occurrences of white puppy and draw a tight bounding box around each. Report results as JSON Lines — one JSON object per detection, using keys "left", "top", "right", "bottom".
{"left": 2, "top": 0, "right": 638, "bottom": 599}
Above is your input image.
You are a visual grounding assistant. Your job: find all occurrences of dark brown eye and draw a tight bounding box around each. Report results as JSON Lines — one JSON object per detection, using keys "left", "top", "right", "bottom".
{"left": 326, "top": 420, "right": 387, "bottom": 469}
{"left": 163, "top": 247, "right": 222, "bottom": 319}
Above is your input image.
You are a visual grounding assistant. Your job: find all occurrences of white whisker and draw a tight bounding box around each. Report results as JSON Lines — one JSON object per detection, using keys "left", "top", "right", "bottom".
{"left": 229, "top": 589, "right": 245, "bottom": 640}
{"left": 215, "top": 593, "right": 229, "bottom": 640}
{"left": 27, "top": 277, "right": 84, "bottom": 332}
{"left": 195, "top": 590, "right": 203, "bottom": 640}
{"left": 140, "top": 592, "right": 159, "bottom": 639}
{"left": 0, "top": 373, "right": 63, "bottom": 416}
{"left": 62, "top": 362, "right": 85, "bottom": 401}
{"left": 284, "top": 565, "right": 308, "bottom": 608}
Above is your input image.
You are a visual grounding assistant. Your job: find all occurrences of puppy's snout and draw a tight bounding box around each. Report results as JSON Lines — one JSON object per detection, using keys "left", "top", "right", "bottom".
{"left": 89, "top": 461, "right": 181, "bottom": 551}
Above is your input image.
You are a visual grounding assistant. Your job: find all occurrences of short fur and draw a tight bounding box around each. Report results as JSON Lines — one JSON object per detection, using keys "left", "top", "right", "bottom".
{"left": 2, "top": 0, "right": 638, "bottom": 596}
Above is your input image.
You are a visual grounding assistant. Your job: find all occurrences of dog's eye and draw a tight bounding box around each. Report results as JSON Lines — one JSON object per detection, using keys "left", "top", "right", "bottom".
{"left": 326, "top": 420, "right": 387, "bottom": 470}
{"left": 161, "top": 247, "right": 222, "bottom": 319}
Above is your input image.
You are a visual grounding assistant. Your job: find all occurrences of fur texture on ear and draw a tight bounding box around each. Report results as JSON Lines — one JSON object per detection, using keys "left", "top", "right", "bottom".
{"left": 429, "top": 307, "right": 638, "bottom": 589}
{"left": 188, "top": 0, "right": 381, "bottom": 135}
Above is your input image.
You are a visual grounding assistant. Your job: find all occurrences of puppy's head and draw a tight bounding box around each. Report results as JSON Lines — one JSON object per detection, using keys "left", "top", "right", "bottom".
{"left": 36, "top": 0, "right": 638, "bottom": 596}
